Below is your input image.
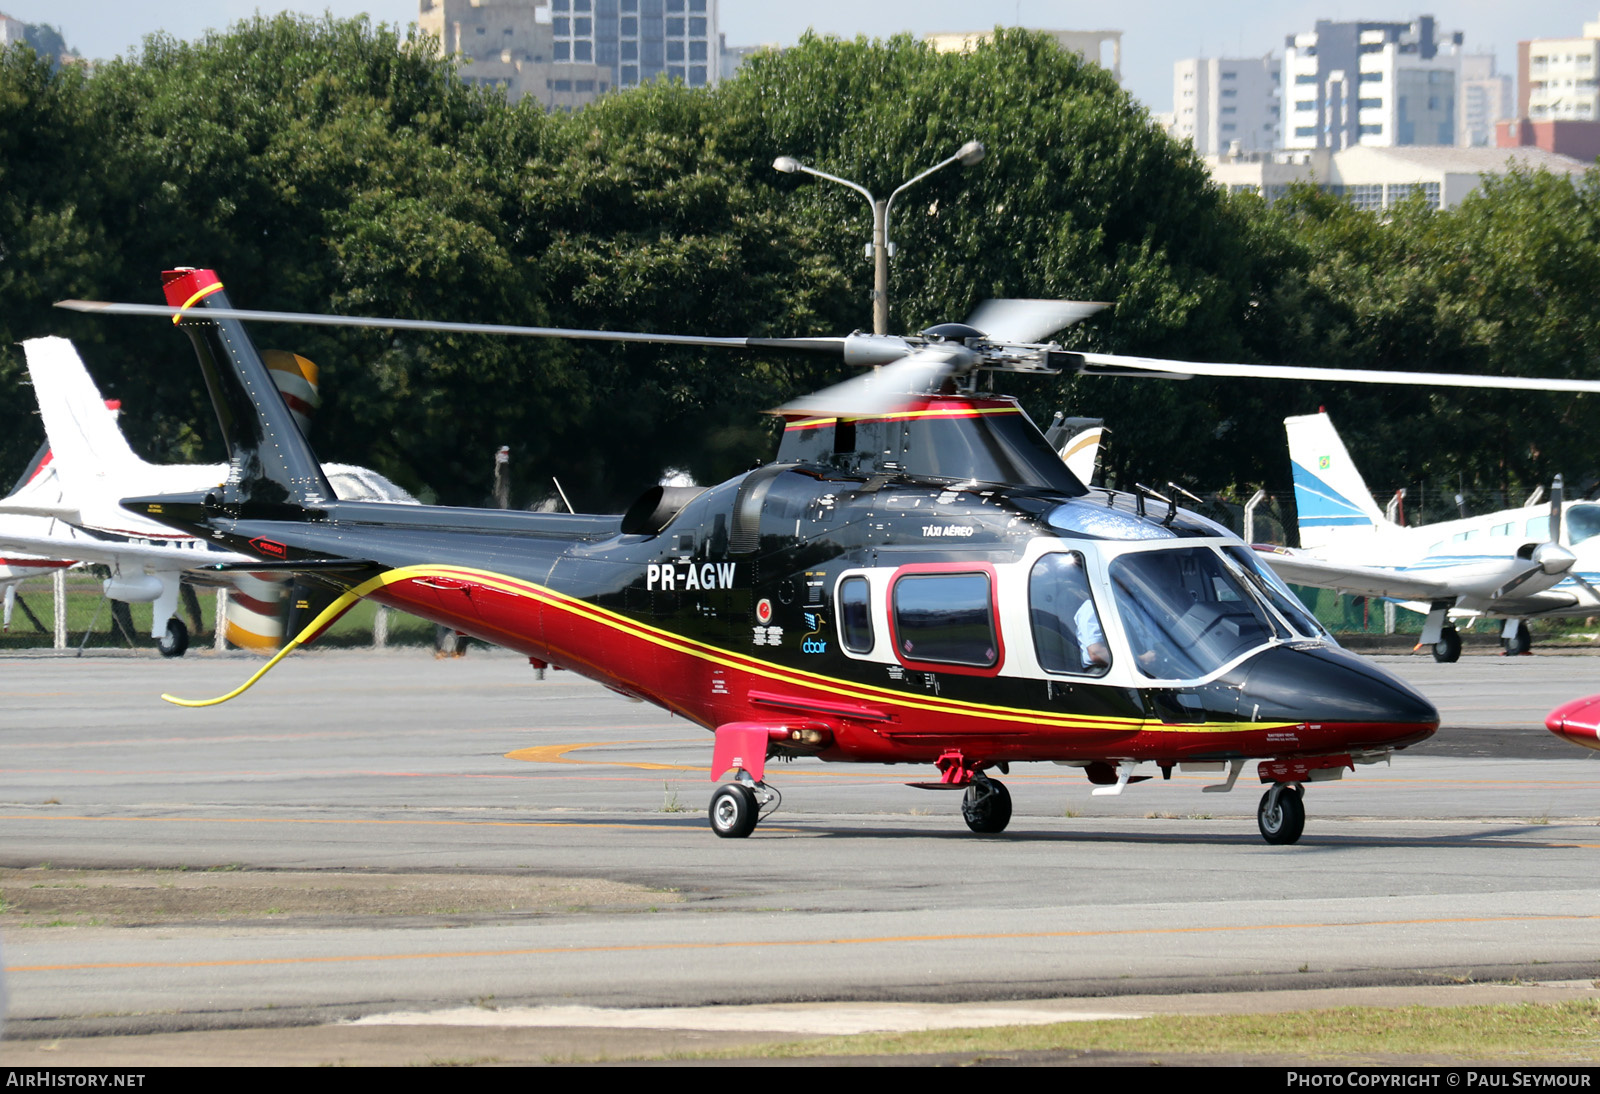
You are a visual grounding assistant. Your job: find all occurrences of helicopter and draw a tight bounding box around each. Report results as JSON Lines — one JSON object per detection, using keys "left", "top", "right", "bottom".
{"left": 60, "top": 268, "right": 1600, "bottom": 845}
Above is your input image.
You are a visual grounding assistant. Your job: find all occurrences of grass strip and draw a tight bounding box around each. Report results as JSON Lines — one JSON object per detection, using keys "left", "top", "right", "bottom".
{"left": 678, "top": 1001, "right": 1600, "bottom": 1062}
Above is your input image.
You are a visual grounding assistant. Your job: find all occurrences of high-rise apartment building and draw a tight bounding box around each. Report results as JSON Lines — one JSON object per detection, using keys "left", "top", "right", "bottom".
{"left": 1496, "top": 14, "right": 1600, "bottom": 160}
{"left": 1457, "top": 53, "right": 1511, "bottom": 147}
{"left": 1519, "top": 15, "right": 1600, "bottom": 123}
{"left": 1283, "top": 16, "right": 1463, "bottom": 151}
{"left": 419, "top": 0, "right": 720, "bottom": 109}
{"left": 1171, "top": 56, "right": 1281, "bottom": 155}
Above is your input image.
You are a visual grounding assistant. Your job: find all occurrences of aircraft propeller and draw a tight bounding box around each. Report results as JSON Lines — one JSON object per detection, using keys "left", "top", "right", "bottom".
{"left": 1494, "top": 474, "right": 1600, "bottom": 601}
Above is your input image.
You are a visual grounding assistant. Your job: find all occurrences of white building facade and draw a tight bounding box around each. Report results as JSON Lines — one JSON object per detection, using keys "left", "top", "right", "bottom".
{"left": 0, "top": 12, "right": 25, "bottom": 48}
{"left": 1522, "top": 16, "right": 1600, "bottom": 123}
{"left": 925, "top": 29, "right": 1122, "bottom": 84}
{"left": 420, "top": 0, "right": 721, "bottom": 109}
{"left": 1284, "top": 16, "right": 1463, "bottom": 152}
{"left": 1171, "top": 56, "right": 1281, "bottom": 155}
{"left": 1458, "top": 53, "right": 1512, "bottom": 146}
{"left": 1206, "top": 145, "right": 1585, "bottom": 212}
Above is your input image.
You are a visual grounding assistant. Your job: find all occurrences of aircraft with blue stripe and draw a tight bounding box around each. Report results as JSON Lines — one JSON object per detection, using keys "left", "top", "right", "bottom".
{"left": 1256, "top": 411, "right": 1600, "bottom": 662}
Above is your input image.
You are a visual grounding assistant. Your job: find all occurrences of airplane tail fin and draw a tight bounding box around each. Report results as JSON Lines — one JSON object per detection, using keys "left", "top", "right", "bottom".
{"left": 1285, "top": 411, "right": 1388, "bottom": 549}
{"left": 161, "top": 268, "right": 334, "bottom": 509}
{"left": 20, "top": 337, "right": 151, "bottom": 505}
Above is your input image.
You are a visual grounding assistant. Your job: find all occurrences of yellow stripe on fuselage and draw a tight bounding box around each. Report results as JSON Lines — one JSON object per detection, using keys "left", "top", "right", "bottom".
{"left": 417, "top": 563, "right": 1297, "bottom": 736}
{"left": 166, "top": 561, "right": 1300, "bottom": 737}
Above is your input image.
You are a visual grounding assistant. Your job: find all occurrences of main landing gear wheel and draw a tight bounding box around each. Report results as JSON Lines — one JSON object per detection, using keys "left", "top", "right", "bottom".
{"left": 1504, "top": 628, "right": 1532, "bottom": 656}
{"left": 1257, "top": 783, "right": 1305, "bottom": 845}
{"left": 961, "top": 778, "right": 1012, "bottom": 834}
{"left": 709, "top": 783, "right": 759, "bottom": 839}
{"left": 1432, "top": 626, "right": 1462, "bottom": 663}
{"left": 158, "top": 618, "right": 189, "bottom": 658}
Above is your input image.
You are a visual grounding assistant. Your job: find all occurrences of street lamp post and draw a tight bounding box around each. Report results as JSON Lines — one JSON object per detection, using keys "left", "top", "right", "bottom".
{"left": 773, "top": 140, "right": 985, "bottom": 335}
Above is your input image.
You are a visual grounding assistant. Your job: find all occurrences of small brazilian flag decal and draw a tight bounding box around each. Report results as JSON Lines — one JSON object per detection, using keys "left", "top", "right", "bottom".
{"left": 1319, "top": 456, "right": 1330, "bottom": 470}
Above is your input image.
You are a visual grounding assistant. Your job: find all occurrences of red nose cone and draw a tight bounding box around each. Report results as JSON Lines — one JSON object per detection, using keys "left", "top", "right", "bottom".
{"left": 1545, "top": 694, "right": 1600, "bottom": 752}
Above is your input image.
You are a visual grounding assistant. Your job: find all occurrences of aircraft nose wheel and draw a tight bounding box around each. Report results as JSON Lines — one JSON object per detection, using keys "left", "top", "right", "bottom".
{"left": 1432, "top": 626, "right": 1461, "bottom": 663}
{"left": 1257, "top": 783, "right": 1305, "bottom": 845}
{"left": 708, "top": 780, "right": 778, "bottom": 838}
{"left": 961, "top": 777, "right": 1012, "bottom": 834}
{"left": 158, "top": 618, "right": 189, "bottom": 658}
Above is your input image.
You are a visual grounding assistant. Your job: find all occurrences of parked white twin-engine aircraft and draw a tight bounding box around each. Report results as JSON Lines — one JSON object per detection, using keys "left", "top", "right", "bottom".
{"left": 0, "top": 337, "right": 415, "bottom": 654}
{"left": 1255, "top": 410, "right": 1600, "bottom": 662}
{"left": 0, "top": 441, "right": 79, "bottom": 631}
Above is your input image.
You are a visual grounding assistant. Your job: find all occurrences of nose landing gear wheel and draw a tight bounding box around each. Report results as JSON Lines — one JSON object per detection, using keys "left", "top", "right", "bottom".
{"left": 961, "top": 778, "right": 1012, "bottom": 834}
{"left": 158, "top": 618, "right": 189, "bottom": 658}
{"left": 1432, "top": 626, "right": 1461, "bottom": 663}
{"left": 709, "top": 783, "right": 759, "bottom": 838}
{"left": 1257, "top": 783, "right": 1305, "bottom": 845}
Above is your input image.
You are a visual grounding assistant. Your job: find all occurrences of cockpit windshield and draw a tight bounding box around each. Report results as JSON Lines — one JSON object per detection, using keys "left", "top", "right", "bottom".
{"left": 1566, "top": 504, "right": 1600, "bottom": 547}
{"left": 1109, "top": 547, "right": 1290, "bottom": 680}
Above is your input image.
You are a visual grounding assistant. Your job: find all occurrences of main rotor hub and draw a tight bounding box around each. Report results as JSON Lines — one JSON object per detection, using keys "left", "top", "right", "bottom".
{"left": 920, "top": 322, "right": 986, "bottom": 343}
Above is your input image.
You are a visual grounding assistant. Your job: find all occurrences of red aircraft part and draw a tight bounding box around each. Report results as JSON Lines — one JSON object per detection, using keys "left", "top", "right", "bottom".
{"left": 1545, "top": 695, "right": 1600, "bottom": 752}
{"left": 1258, "top": 755, "right": 1354, "bottom": 784}
{"left": 709, "top": 722, "right": 830, "bottom": 782}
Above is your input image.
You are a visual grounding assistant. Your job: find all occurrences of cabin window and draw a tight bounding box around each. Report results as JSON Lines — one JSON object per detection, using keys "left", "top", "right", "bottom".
{"left": 1527, "top": 516, "right": 1550, "bottom": 539}
{"left": 891, "top": 571, "right": 998, "bottom": 668}
{"left": 837, "top": 576, "right": 874, "bottom": 653}
{"left": 1029, "top": 553, "right": 1109, "bottom": 676}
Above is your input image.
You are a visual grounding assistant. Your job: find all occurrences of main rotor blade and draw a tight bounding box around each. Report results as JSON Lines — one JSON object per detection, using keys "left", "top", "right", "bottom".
{"left": 776, "top": 346, "right": 973, "bottom": 418}
{"left": 55, "top": 300, "right": 848, "bottom": 356}
{"left": 965, "top": 299, "right": 1108, "bottom": 344}
{"left": 1071, "top": 351, "right": 1600, "bottom": 394}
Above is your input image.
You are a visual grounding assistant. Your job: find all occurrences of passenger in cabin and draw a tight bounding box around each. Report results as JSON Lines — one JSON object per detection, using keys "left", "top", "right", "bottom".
{"left": 1029, "top": 552, "right": 1109, "bottom": 675}
{"left": 1074, "top": 594, "right": 1111, "bottom": 670}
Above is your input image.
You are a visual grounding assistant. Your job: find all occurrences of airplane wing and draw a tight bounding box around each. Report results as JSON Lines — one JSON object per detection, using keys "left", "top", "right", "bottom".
{"left": 0, "top": 526, "right": 247, "bottom": 577}
{"left": 1251, "top": 546, "right": 1461, "bottom": 601}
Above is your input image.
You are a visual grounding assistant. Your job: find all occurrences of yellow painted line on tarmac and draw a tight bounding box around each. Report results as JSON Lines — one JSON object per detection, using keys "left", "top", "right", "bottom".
{"left": 506, "top": 741, "right": 698, "bottom": 772}
{"left": 501, "top": 742, "right": 1078, "bottom": 782}
{"left": 10, "top": 912, "right": 1598, "bottom": 975}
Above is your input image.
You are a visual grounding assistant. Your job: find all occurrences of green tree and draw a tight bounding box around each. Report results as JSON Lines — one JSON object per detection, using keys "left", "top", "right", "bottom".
{"left": 714, "top": 31, "right": 1289, "bottom": 491}
{"left": 1263, "top": 170, "right": 1600, "bottom": 519}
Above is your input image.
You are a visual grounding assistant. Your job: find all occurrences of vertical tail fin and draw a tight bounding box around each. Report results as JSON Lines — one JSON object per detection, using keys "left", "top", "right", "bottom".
{"left": 1043, "top": 415, "right": 1106, "bottom": 487}
{"left": 1285, "top": 411, "right": 1388, "bottom": 549}
{"left": 161, "top": 268, "right": 333, "bottom": 509}
{"left": 21, "top": 337, "right": 150, "bottom": 506}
